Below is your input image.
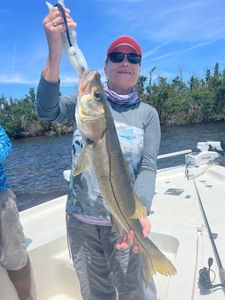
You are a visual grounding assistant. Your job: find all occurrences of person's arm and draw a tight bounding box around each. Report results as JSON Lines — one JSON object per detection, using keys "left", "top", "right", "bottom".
{"left": 42, "top": 6, "right": 76, "bottom": 83}
{"left": 0, "top": 127, "right": 12, "bottom": 163}
{"left": 116, "top": 106, "right": 160, "bottom": 251}
{"left": 36, "top": 6, "right": 77, "bottom": 123}
{"left": 36, "top": 75, "right": 76, "bottom": 123}
{"left": 134, "top": 107, "right": 161, "bottom": 211}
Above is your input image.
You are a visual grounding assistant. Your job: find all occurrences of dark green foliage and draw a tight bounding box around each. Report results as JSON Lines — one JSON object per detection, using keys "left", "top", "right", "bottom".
{"left": 0, "top": 88, "right": 72, "bottom": 138}
{"left": 138, "top": 62, "right": 225, "bottom": 126}
{"left": 0, "top": 63, "right": 225, "bottom": 138}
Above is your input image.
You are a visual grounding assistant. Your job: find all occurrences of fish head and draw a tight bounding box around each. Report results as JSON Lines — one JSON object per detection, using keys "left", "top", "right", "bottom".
{"left": 76, "top": 70, "right": 107, "bottom": 141}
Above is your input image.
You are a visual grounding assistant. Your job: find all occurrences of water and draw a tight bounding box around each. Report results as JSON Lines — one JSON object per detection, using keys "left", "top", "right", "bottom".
{"left": 4, "top": 123, "right": 225, "bottom": 211}
{"left": 158, "top": 122, "right": 225, "bottom": 169}
{"left": 5, "top": 135, "right": 72, "bottom": 211}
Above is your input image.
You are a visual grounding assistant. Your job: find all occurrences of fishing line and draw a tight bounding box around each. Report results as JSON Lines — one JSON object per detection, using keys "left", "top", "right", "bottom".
{"left": 54, "top": 3, "right": 72, "bottom": 47}
{"left": 193, "top": 178, "right": 225, "bottom": 291}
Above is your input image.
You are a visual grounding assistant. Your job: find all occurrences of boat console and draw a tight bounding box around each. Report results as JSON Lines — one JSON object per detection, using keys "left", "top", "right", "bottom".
{"left": 185, "top": 141, "right": 224, "bottom": 167}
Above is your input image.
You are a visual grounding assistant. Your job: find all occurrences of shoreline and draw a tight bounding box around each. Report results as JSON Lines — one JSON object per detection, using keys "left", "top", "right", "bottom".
{"left": 9, "top": 120, "right": 225, "bottom": 140}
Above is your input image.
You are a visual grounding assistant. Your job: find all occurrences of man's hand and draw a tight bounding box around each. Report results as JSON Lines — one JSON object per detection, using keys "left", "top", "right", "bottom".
{"left": 115, "top": 217, "right": 151, "bottom": 252}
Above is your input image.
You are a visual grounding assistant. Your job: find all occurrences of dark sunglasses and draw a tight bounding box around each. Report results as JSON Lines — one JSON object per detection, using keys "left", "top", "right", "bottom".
{"left": 108, "top": 52, "right": 141, "bottom": 64}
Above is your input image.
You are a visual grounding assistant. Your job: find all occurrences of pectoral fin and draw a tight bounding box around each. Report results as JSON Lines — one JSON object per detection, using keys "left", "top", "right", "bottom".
{"left": 73, "top": 145, "right": 89, "bottom": 176}
{"left": 130, "top": 193, "right": 147, "bottom": 219}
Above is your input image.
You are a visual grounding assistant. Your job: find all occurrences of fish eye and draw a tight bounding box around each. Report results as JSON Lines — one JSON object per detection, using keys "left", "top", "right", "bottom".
{"left": 94, "top": 91, "right": 101, "bottom": 99}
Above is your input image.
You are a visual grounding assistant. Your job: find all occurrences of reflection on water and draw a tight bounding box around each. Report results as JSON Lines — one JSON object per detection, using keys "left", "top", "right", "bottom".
{"left": 4, "top": 123, "right": 225, "bottom": 211}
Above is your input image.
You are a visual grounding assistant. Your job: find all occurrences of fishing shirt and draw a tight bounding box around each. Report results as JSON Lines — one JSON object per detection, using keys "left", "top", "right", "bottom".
{"left": 0, "top": 126, "right": 12, "bottom": 195}
{"left": 36, "top": 76, "right": 161, "bottom": 223}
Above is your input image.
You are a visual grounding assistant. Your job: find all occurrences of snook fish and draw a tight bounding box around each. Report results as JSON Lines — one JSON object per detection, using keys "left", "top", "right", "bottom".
{"left": 74, "top": 70, "right": 177, "bottom": 281}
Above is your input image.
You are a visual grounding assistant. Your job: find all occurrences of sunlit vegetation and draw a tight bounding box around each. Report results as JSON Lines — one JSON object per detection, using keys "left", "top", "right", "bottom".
{"left": 137, "top": 63, "right": 225, "bottom": 125}
{"left": 0, "top": 88, "right": 72, "bottom": 138}
{"left": 0, "top": 63, "right": 224, "bottom": 138}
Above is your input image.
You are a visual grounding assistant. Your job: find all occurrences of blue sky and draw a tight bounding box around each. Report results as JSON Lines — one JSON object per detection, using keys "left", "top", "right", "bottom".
{"left": 1, "top": 0, "right": 225, "bottom": 99}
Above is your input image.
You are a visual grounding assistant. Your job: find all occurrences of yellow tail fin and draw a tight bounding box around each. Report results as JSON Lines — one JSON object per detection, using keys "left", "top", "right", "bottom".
{"left": 141, "top": 250, "right": 177, "bottom": 282}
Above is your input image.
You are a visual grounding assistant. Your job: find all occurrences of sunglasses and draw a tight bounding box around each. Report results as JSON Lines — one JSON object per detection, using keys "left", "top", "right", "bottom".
{"left": 108, "top": 52, "right": 141, "bottom": 64}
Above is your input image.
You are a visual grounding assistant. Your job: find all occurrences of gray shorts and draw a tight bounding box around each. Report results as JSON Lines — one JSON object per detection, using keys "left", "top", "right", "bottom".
{"left": 67, "top": 214, "right": 157, "bottom": 300}
{"left": 0, "top": 189, "right": 28, "bottom": 271}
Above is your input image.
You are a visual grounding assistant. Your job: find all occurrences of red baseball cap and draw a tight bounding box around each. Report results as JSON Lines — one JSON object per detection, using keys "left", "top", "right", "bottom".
{"left": 106, "top": 36, "right": 142, "bottom": 56}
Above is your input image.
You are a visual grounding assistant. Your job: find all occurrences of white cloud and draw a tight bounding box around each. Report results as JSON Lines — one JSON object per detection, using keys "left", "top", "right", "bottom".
{"left": 0, "top": 74, "right": 37, "bottom": 85}
{"left": 159, "top": 0, "right": 212, "bottom": 16}
{"left": 60, "top": 74, "right": 79, "bottom": 86}
{"left": 104, "top": 0, "right": 225, "bottom": 43}
{"left": 149, "top": 41, "right": 213, "bottom": 62}
{"left": 153, "top": 71, "right": 176, "bottom": 81}
{"left": 143, "top": 42, "right": 169, "bottom": 59}
{"left": 0, "top": 74, "right": 77, "bottom": 86}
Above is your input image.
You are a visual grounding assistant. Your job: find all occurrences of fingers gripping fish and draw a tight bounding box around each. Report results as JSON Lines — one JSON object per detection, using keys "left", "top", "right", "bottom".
{"left": 46, "top": 0, "right": 88, "bottom": 77}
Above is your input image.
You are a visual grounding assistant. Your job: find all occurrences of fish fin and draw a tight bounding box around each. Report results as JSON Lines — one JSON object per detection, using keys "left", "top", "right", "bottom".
{"left": 130, "top": 193, "right": 147, "bottom": 219}
{"left": 141, "top": 249, "right": 177, "bottom": 282}
{"left": 73, "top": 146, "right": 89, "bottom": 176}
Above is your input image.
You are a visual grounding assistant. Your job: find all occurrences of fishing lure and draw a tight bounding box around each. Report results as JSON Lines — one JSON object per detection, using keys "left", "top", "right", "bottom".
{"left": 46, "top": 0, "right": 89, "bottom": 77}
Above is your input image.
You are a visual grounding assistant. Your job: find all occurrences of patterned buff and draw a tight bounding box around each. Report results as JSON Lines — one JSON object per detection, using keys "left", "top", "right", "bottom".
{"left": 104, "top": 83, "right": 140, "bottom": 106}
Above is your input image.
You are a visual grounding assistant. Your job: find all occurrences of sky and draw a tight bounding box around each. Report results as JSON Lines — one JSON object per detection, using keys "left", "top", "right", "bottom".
{"left": 1, "top": 0, "right": 225, "bottom": 99}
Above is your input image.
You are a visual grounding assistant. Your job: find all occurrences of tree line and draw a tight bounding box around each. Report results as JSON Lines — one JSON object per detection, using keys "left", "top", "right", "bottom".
{"left": 0, "top": 88, "right": 72, "bottom": 138}
{"left": 0, "top": 63, "right": 224, "bottom": 138}
{"left": 137, "top": 62, "right": 225, "bottom": 125}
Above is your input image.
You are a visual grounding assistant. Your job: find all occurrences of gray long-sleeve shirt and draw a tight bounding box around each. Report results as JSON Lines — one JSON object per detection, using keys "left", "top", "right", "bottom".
{"left": 36, "top": 76, "right": 161, "bottom": 219}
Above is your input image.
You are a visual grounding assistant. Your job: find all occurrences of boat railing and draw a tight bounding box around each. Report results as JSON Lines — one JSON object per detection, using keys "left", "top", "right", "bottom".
{"left": 157, "top": 149, "right": 192, "bottom": 160}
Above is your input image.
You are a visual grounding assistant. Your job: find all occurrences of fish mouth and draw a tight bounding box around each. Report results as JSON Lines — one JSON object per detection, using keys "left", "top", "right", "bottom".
{"left": 78, "top": 105, "right": 104, "bottom": 120}
{"left": 79, "top": 70, "right": 100, "bottom": 96}
{"left": 78, "top": 90, "right": 105, "bottom": 120}
{"left": 78, "top": 70, "right": 104, "bottom": 120}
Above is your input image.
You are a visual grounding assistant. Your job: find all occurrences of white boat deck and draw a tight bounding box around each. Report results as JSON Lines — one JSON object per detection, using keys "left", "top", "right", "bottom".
{"left": 151, "top": 164, "right": 225, "bottom": 299}
{"left": 1, "top": 163, "right": 225, "bottom": 299}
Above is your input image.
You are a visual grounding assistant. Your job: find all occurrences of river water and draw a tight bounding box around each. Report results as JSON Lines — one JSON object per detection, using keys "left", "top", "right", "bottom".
{"left": 4, "top": 122, "right": 225, "bottom": 211}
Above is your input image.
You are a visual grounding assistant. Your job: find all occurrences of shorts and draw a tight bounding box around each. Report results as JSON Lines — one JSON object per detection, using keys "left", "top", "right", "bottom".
{"left": 0, "top": 189, "right": 28, "bottom": 271}
{"left": 67, "top": 214, "right": 157, "bottom": 300}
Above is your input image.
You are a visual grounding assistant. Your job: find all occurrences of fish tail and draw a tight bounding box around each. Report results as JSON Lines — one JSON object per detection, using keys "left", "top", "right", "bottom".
{"left": 141, "top": 250, "right": 177, "bottom": 281}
